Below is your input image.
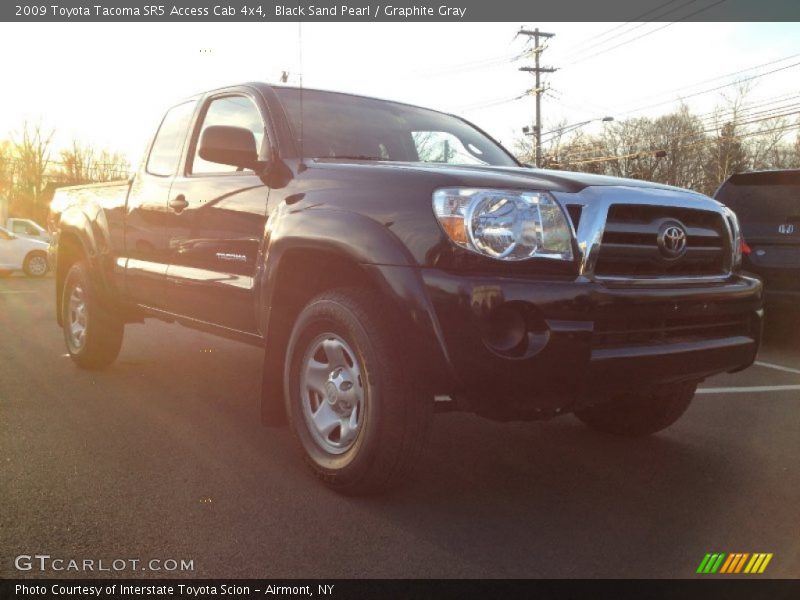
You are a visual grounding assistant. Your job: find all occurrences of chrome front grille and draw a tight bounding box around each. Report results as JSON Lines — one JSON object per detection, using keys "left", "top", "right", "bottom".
{"left": 594, "top": 205, "right": 730, "bottom": 278}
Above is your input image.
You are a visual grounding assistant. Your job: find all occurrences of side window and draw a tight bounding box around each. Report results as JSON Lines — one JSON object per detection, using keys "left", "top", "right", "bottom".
{"left": 146, "top": 101, "right": 196, "bottom": 177}
{"left": 191, "top": 96, "right": 265, "bottom": 175}
{"left": 412, "top": 131, "right": 488, "bottom": 165}
{"left": 11, "top": 222, "right": 26, "bottom": 234}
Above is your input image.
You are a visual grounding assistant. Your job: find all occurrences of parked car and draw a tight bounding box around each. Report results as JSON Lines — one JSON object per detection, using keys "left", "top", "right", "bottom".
{"left": 0, "top": 225, "right": 49, "bottom": 277}
{"left": 714, "top": 170, "right": 800, "bottom": 310}
{"left": 7, "top": 217, "right": 50, "bottom": 243}
{"left": 49, "top": 84, "right": 762, "bottom": 494}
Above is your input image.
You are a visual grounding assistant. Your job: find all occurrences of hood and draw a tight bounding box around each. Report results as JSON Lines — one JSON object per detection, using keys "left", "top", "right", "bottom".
{"left": 310, "top": 159, "right": 696, "bottom": 196}
{"left": 18, "top": 236, "right": 49, "bottom": 248}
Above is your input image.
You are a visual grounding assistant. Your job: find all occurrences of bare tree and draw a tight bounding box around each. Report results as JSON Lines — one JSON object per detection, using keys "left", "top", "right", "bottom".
{"left": 58, "top": 140, "right": 95, "bottom": 185}
{"left": 10, "top": 121, "right": 54, "bottom": 223}
{"left": 0, "top": 140, "right": 12, "bottom": 196}
{"left": 793, "top": 128, "right": 800, "bottom": 168}
{"left": 92, "top": 149, "right": 130, "bottom": 182}
{"left": 748, "top": 116, "right": 792, "bottom": 171}
{"left": 0, "top": 140, "right": 13, "bottom": 224}
{"left": 702, "top": 121, "right": 748, "bottom": 195}
{"left": 59, "top": 141, "right": 129, "bottom": 184}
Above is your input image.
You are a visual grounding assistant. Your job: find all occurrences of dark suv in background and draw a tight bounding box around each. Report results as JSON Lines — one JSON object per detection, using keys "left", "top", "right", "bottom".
{"left": 715, "top": 170, "right": 800, "bottom": 310}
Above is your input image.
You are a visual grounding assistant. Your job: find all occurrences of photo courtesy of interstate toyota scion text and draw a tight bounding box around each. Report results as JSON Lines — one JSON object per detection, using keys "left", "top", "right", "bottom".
{"left": 48, "top": 83, "right": 763, "bottom": 494}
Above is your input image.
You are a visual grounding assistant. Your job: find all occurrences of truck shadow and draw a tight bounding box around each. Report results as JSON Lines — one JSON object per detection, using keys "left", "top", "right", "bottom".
{"left": 354, "top": 413, "right": 740, "bottom": 577}
{"left": 56, "top": 320, "right": 753, "bottom": 578}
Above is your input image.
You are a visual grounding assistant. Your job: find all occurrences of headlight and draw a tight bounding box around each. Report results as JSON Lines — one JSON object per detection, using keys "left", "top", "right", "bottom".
{"left": 722, "top": 206, "right": 742, "bottom": 268}
{"left": 432, "top": 188, "right": 573, "bottom": 261}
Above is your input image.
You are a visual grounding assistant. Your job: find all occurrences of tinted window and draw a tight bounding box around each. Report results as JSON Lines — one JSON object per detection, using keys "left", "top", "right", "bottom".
{"left": 274, "top": 88, "right": 517, "bottom": 167}
{"left": 192, "top": 96, "right": 266, "bottom": 174}
{"left": 146, "top": 101, "right": 196, "bottom": 177}
{"left": 717, "top": 173, "right": 800, "bottom": 222}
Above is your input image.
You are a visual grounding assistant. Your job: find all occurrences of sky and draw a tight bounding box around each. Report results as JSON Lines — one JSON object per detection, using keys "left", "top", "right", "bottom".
{"left": 0, "top": 21, "right": 798, "bottom": 167}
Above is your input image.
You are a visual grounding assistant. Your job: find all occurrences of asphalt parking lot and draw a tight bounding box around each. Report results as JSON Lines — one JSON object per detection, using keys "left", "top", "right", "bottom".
{"left": 1, "top": 274, "right": 799, "bottom": 579}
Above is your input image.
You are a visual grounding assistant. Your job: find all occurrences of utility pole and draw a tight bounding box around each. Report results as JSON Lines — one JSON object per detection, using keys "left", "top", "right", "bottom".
{"left": 518, "top": 28, "right": 556, "bottom": 168}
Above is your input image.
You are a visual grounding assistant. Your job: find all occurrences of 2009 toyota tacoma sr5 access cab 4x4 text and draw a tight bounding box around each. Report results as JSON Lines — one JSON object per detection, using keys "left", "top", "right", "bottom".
{"left": 49, "top": 83, "right": 763, "bottom": 494}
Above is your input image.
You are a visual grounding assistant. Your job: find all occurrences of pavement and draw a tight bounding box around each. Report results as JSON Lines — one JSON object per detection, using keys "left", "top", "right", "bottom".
{"left": 1, "top": 273, "right": 799, "bottom": 579}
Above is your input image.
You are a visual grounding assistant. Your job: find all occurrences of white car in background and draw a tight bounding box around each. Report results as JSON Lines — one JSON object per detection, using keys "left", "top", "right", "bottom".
{"left": 7, "top": 217, "right": 51, "bottom": 243}
{"left": 0, "top": 225, "right": 49, "bottom": 277}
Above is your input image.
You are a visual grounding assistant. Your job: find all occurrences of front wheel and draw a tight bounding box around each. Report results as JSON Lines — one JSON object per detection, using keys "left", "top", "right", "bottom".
{"left": 574, "top": 381, "right": 697, "bottom": 437}
{"left": 62, "top": 260, "right": 124, "bottom": 370}
{"left": 284, "top": 288, "right": 431, "bottom": 495}
{"left": 23, "top": 252, "right": 48, "bottom": 277}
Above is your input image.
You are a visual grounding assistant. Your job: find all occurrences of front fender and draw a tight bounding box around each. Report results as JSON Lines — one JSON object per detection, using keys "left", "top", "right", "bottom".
{"left": 259, "top": 206, "right": 458, "bottom": 391}
{"left": 55, "top": 205, "right": 119, "bottom": 324}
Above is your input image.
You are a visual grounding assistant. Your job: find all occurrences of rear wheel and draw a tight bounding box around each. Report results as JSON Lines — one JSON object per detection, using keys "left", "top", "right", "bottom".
{"left": 574, "top": 381, "right": 697, "bottom": 437}
{"left": 284, "top": 288, "right": 431, "bottom": 495}
{"left": 62, "top": 260, "right": 124, "bottom": 369}
{"left": 23, "top": 252, "right": 48, "bottom": 277}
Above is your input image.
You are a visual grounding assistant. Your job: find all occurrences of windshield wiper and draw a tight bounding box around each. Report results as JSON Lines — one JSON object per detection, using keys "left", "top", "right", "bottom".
{"left": 319, "top": 155, "right": 387, "bottom": 161}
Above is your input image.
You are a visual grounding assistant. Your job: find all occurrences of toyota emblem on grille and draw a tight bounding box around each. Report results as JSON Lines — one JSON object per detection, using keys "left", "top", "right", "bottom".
{"left": 657, "top": 221, "right": 688, "bottom": 260}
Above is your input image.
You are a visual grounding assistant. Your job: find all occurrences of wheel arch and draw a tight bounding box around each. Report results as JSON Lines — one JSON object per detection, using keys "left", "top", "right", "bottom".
{"left": 54, "top": 208, "right": 115, "bottom": 326}
{"left": 258, "top": 212, "right": 455, "bottom": 425}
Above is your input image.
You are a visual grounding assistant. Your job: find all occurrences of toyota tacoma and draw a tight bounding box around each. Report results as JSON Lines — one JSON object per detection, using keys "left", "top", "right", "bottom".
{"left": 49, "top": 83, "right": 763, "bottom": 493}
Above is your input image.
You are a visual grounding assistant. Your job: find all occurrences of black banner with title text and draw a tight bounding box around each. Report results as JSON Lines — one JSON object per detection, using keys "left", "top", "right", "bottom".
{"left": 4, "top": 578, "right": 800, "bottom": 600}
{"left": 3, "top": 0, "right": 800, "bottom": 22}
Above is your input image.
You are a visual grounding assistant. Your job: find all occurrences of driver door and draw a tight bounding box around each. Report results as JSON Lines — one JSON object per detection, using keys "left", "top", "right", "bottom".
{"left": 163, "top": 91, "right": 271, "bottom": 333}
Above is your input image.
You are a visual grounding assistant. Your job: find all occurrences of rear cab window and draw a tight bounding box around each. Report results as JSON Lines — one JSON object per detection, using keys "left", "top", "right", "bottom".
{"left": 146, "top": 101, "right": 197, "bottom": 177}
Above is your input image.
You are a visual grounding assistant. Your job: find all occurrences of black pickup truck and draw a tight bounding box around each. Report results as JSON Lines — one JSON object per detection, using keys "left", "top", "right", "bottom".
{"left": 50, "top": 83, "right": 763, "bottom": 493}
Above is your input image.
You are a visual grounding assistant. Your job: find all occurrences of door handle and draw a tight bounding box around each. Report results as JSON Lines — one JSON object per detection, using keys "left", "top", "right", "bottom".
{"left": 169, "top": 194, "right": 189, "bottom": 212}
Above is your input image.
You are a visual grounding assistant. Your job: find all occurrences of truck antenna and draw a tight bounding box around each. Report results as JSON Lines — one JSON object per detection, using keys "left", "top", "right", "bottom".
{"left": 298, "top": 22, "right": 306, "bottom": 172}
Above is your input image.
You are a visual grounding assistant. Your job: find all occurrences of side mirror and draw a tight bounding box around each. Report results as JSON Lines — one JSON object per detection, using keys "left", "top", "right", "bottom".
{"left": 198, "top": 125, "right": 259, "bottom": 170}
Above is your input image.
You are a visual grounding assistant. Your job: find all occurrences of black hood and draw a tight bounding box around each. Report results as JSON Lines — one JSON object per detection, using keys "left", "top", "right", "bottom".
{"left": 310, "top": 159, "right": 696, "bottom": 196}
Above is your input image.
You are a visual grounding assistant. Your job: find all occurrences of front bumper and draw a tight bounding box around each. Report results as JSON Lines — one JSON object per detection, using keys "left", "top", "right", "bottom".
{"left": 421, "top": 270, "right": 763, "bottom": 417}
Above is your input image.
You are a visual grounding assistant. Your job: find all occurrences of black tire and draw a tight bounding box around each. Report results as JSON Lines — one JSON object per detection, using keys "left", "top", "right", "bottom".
{"left": 23, "top": 251, "right": 48, "bottom": 278}
{"left": 62, "top": 260, "right": 124, "bottom": 370}
{"left": 574, "top": 381, "right": 697, "bottom": 437}
{"left": 284, "top": 288, "right": 431, "bottom": 495}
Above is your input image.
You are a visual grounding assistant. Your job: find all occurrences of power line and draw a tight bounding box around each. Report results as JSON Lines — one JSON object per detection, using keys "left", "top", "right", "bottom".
{"left": 611, "top": 52, "right": 800, "bottom": 115}
{"left": 560, "top": 105, "right": 800, "bottom": 161}
{"left": 613, "top": 59, "right": 800, "bottom": 117}
{"left": 455, "top": 91, "right": 530, "bottom": 112}
{"left": 566, "top": 119, "right": 800, "bottom": 166}
{"left": 550, "top": 91, "right": 800, "bottom": 156}
{"left": 562, "top": 0, "right": 686, "bottom": 58}
{"left": 410, "top": 52, "right": 522, "bottom": 79}
{"left": 565, "top": 0, "right": 729, "bottom": 68}
{"left": 552, "top": 57, "right": 800, "bottom": 145}
{"left": 561, "top": 0, "right": 701, "bottom": 64}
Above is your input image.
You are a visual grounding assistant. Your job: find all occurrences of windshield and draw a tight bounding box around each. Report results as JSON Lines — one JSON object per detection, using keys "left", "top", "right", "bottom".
{"left": 274, "top": 88, "right": 518, "bottom": 167}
